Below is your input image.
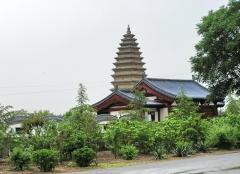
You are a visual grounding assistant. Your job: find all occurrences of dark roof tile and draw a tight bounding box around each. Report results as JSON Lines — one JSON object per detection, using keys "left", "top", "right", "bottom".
{"left": 145, "top": 78, "right": 209, "bottom": 99}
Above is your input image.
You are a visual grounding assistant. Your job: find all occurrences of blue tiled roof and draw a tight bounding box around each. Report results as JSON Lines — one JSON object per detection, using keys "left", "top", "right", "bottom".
{"left": 9, "top": 115, "right": 63, "bottom": 125}
{"left": 118, "top": 90, "right": 162, "bottom": 105}
{"left": 145, "top": 78, "right": 210, "bottom": 99}
{"left": 117, "top": 90, "right": 135, "bottom": 99}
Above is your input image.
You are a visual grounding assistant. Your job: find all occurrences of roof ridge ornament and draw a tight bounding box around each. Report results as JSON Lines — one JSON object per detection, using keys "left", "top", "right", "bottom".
{"left": 127, "top": 25, "right": 131, "bottom": 34}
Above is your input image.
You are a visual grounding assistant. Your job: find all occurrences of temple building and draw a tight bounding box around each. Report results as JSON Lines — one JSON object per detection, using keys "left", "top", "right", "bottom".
{"left": 94, "top": 26, "right": 224, "bottom": 122}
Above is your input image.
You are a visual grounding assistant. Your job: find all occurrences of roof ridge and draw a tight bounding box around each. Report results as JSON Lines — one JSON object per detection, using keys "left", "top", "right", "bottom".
{"left": 143, "top": 78, "right": 176, "bottom": 98}
{"left": 147, "top": 77, "right": 194, "bottom": 82}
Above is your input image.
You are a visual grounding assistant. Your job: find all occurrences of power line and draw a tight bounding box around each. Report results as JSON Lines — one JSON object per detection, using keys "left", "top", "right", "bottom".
{"left": 0, "top": 88, "right": 75, "bottom": 97}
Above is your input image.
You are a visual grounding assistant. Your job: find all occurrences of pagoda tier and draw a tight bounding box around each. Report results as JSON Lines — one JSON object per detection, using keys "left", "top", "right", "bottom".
{"left": 111, "top": 26, "right": 146, "bottom": 90}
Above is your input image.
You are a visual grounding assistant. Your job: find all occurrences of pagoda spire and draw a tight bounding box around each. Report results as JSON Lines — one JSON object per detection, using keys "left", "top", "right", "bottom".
{"left": 111, "top": 26, "right": 146, "bottom": 91}
{"left": 127, "top": 25, "right": 131, "bottom": 34}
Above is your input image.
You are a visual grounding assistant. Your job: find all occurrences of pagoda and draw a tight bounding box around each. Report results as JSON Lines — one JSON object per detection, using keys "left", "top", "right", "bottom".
{"left": 111, "top": 25, "right": 146, "bottom": 90}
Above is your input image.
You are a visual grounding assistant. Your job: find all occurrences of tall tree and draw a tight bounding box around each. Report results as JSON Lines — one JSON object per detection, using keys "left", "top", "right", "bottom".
{"left": 191, "top": 0, "right": 240, "bottom": 99}
{"left": 76, "top": 83, "right": 88, "bottom": 106}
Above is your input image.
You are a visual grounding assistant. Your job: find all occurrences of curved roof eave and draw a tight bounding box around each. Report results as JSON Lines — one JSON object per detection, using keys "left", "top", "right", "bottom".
{"left": 138, "top": 78, "right": 176, "bottom": 98}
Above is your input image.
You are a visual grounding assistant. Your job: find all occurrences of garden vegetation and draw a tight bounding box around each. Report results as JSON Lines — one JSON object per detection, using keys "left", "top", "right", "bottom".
{"left": 1, "top": 90, "right": 239, "bottom": 172}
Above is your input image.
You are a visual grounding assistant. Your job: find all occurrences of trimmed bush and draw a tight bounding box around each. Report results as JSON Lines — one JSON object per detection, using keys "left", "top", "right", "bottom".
{"left": 33, "top": 149, "right": 59, "bottom": 172}
{"left": 10, "top": 147, "right": 31, "bottom": 171}
{"left": 72, "top": 147, "right": 96, "bottom": 167}
{"left": 119, "top": 145, "right": 138, "bottom": 160}
{"left": 174, "top": 141, "right": 193, "bottom": 157}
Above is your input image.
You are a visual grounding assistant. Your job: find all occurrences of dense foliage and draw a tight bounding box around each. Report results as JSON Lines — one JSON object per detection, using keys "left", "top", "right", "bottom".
{"left": 32, "top": 149, "right": 59, "bottom": 172}
{"left": 191, "top": 0, "right": 240, "bottom": 98}
{"left": 226, "top": 95, "right": 240, "bottom": 115}
{"left": 61, "top": 104, "right": 101, "bottom": 159}
{"left": 206, "top": 114, "right": 240, "bottom": 149}
{"left": 10, "top": 147, "right": 31, "bottom": 171}
{"left": 104, "top": 94, "right": 240, "bottom": 160}
{"left": 119, "top": 145, "right": 138, "bottom": 160}
{"left": 1, "top": 85, "right": 240, "bottom": 172}
{"left": 72, "top": 147, "right": 96, "bottom": 167}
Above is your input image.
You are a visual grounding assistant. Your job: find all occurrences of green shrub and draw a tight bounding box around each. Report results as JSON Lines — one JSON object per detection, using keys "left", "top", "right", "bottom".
{"left": 104, "top": 120, "right": 137, "bottom": 157}
{"left": 119, "top": 145, "right": 138, "bottom": 160}
{"left": 72, "top": 147, "right": 96, "bottom": 167}
{"left": 206, "top": 125, "right": 237, "bottom": 149}
{"left": 134, "top": 124, "right": 154, "bottom": 154}
{"left": 152, "top": 144, "right": 166, "bottom": 160}
{"left": 10, "top": 147, "right": 31, "bottom": 171}
{"left": 217, "top": 133, "right": 236, "bottom": 149}
{"left": 63, "top": 131, "right": 86, "bottom": 157}
{"left": 33, "top": 149, "right": 59, "bottom": 172}
{"left": 174, "top": 141, "right": 193, "bottom": 157}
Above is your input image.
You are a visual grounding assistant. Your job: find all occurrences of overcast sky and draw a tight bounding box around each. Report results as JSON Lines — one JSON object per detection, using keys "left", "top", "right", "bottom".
{"left": 0, "top": 0, "right": 228, "bottom": 114}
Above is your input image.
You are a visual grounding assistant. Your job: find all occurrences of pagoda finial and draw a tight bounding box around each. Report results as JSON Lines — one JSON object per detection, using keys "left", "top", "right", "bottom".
{"left": 127, "top": 25, "right": 131, "bottom": 34}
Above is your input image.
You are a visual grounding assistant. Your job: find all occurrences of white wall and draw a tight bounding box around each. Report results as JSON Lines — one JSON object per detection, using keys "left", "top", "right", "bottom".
{"left": 154, "top": 111, "right": 158, "bottom": 122}
{"left": 110, "top": 108, "right": 169, "bottom": 122}
{"left": 147, "top": 96, "right": 157, "bottom": 100}
{"left": 110, "top": 110, "right": 125, "bottom": 118}
{"left": 7, "top": 123, "right": 22, "bottom": 133}
{"left": 160, "top": 107, "right": 168, "bottom": 121}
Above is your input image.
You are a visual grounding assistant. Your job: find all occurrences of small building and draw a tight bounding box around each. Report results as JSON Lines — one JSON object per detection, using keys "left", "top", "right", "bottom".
{"left": 7, "top": 115, "right": 63, "bottom": 133}
{"left": 93, "top": 26, "right": 224, "bottom": 122}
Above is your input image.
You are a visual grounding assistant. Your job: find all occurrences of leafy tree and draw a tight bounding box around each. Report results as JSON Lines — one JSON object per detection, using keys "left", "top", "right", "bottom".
{"left": 125, "top": 89, "right": 148, "bottom": 120}
{"left": 62, "top": 104, "right": 101, "bottom": 159}
{"left": 0, "top": 104, "right": 13, "bottom": 125}
{"left": 169, "top": 91, "right": 200, "bottom": 119}
{"left": 0, "top": 104, "right": 14, "bottom": 157}
{"left": 61, "top": 86, "right": 101, "bottom": 159}
{"left": 76, "top": 83, "right": 88, "bottom": 106}
{"left": 191, "top": 0, "right": 240, "bottom": 99}
{"left": 22, "top": 110, "right": 50, "bottom": 135}
{"left": 225, "top": 95, "right": 240, "bottom": 115}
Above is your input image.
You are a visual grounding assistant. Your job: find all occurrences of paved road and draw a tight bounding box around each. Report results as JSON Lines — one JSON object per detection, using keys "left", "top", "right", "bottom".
{"left": 67, "top": 151, "right": 240, "bottom": 174}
